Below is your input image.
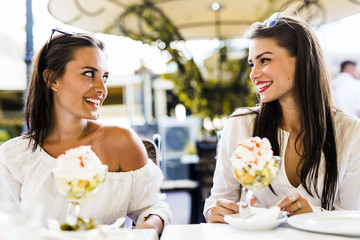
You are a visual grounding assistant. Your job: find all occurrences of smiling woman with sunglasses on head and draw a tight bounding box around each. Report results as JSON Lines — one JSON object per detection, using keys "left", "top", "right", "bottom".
{"left": 204, "top": 12, "right": 360, "bottom": 223}
{"left": 0, "top": 29, "right": 171, "bottom": 233}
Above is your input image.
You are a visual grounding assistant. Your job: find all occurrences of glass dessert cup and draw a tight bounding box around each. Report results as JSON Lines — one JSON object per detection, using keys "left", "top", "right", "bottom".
{"left": 52, "top": 165, "right": 108, "bottom": 226}
{"left": 233, "top": 156, "right": 281, "bottom": 219}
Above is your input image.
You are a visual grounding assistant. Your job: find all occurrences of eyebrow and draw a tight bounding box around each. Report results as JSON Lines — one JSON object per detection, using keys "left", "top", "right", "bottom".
{"left": 82, "top": 66, "right": 109, "bottom": 74}
{"left": 248, "top": 51, "right": 273, "bottom": 62}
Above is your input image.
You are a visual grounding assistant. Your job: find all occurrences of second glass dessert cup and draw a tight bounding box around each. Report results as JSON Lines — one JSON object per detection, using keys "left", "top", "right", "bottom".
{"left": 52, "top": 165, "right": 108, "bottom": 226}
{"left": 232, "top": 156, "right": 281, "bottom": 219}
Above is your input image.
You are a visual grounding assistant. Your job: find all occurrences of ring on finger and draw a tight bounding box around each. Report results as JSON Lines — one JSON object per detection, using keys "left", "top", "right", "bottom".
{"left": 295, "top": 200, "right": 302, "bottom": 210}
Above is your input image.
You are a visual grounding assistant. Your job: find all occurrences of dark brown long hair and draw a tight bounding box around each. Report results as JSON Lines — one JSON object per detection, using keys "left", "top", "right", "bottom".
{"left": 241, "top": 14, "right": 337, "bottom": 210}
{"left": 24, "top": 31, "right": 105, "bottom": 151}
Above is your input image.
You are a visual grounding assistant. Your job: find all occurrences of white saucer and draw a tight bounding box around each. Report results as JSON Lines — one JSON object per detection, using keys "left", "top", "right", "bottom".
{"left": 224, "top": 208, "right": 287, "bottom": 231}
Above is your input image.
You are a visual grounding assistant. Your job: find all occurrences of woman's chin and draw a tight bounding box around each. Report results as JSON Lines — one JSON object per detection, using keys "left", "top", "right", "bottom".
{"left": 87, "top": 112, "right": 99, "bottom": 120}
{"left": 260, "top": 96, "right": 270, "bottom": 103}
{"left": 260, "top": 93, "right": 277, "bottom": 103}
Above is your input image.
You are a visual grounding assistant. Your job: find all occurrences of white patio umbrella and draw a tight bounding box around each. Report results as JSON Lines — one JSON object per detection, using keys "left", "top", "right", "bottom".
{"left": 47, "top": 0, "right": 360, "bottom": 40}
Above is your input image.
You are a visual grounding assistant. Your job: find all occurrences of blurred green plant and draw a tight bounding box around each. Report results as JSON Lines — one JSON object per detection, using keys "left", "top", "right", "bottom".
{"left": 184, "top": 141, "right": 197, "bottom": 155}
{"left": 116, "top": 2, "right": 259, "bottom": 121}
{"left": 162, "top": 47, "right": 258, "bottom": 119}
{"left": 0, "top": 119, "right": 23, "bottom": 142}
{"left": 0, "top": 129, "right": 10, "bottom": 142}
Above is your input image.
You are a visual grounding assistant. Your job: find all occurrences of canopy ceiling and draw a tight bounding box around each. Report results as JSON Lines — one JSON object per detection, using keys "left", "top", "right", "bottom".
{"left": 48, "top": 0, "right": 360, "bottom": 40}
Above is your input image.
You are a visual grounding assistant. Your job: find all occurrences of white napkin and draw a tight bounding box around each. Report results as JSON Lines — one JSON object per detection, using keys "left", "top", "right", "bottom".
{"left": 99, "top": 217, "right": 125, "bottom": 231}
{"left": 244, "top": 206, "right": 281, "bottom": 224}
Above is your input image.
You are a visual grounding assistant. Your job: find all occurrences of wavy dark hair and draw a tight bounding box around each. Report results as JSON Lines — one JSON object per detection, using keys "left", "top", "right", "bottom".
{"left": 24, "top": 31, "right": 105, "bottom": 151}
{"left": 237, "top": 14, "right": 337, "bottom": 210}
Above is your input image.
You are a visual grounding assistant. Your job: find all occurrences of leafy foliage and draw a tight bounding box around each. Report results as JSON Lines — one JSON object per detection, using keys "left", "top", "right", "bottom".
{"left": 162, "top": 48, "right": 258, "bottom": 119}
{"left": 0, "top": 119, "right": 23, "bottom": 142}
{"left": 117, "top": 2, "right": 258, "bottom": 120}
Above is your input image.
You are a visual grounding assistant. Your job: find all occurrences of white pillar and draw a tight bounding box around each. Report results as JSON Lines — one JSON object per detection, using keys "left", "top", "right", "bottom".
{"left": 143, "top": 73, "right": 153, "bottom": 122}
{"left": 124, "top": 83, "right": 136, "bottom": 120}
{"left": 153, "top": 78, "right": 174, "bottom": 119}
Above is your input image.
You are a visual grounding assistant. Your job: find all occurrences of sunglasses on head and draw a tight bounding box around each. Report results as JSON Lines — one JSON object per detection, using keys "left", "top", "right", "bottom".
{"left": 44, "top": 28, "right": 75, "bottom": 55}
{"left": 264, "top": 12, "right": 281, "bottom": 27}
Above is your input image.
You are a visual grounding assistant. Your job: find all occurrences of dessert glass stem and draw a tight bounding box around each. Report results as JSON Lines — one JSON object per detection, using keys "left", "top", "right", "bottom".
{"left": 239, "top": 187, "right": 254, "bottom": 219}
{"left": 66, "top": 202, "right": 80, "bottom": 225}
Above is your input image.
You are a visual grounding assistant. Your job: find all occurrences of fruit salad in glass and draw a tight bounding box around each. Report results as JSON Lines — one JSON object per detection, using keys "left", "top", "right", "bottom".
{"left": 52, "top": 145, "right": 107, "bottom": 228}
{"left": 231, "top": 137, "right": 280, "bottom": 218}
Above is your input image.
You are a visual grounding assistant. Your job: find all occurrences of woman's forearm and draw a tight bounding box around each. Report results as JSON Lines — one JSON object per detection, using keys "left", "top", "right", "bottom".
{"left": 137, "top": 214, "right": 164, "bottom": 234}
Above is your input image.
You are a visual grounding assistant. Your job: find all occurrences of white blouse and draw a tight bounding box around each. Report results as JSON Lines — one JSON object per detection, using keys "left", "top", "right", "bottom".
{"left": 204, "top": 107, "right": 360, "bottom": 216}
{"left": 0, "top": 136, "right": 171, "bottom": 226}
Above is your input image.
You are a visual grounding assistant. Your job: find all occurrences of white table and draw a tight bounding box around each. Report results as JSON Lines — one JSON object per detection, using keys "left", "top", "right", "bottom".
{"left": 1, "top": 227, "right": 159, "bottom": 240}
{"left": 42, "top": 229, "right": 159, "bottom": 240}
{"left": 160, "top": 223, "right": 353, "bottom": 240}
{"left": 0, "top": 210, "right": 159, "bottom": 240}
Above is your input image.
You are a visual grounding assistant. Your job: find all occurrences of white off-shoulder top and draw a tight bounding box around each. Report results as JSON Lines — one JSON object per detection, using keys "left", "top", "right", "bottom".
{"left": 0, "top": 136, "right": 171, "bottom": 226}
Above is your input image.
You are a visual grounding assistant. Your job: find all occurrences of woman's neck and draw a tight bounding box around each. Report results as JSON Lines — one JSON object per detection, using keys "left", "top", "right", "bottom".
{"left": 47, "top": 118, "right": 90, "bottom": 143}
{"left": 279, "top": 98, "right": 301, "bottom": 133}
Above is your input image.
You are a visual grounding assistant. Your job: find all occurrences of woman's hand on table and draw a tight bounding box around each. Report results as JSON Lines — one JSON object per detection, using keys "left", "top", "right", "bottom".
{"left": 206, "top": 199, "right": 240, "bottom": 223}
{"left": 207, "top": 198, "right": 257, "bottom": 223}
{"left": 206, "top": 198, "right": 256, "bottom": 223}
{"left": 276, "top": 193, "right": 316, "bottom": 216}
{"left": 137, "top": 214, "right": 164, "bottom": 235}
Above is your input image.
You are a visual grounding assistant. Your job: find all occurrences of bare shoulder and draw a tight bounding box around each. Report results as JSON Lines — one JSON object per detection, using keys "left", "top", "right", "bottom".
{"left": 102, "top": 125, "right": 138, "bottom": 142}
{"left": 97, "top": 125, "right": 147, "bottom": 172}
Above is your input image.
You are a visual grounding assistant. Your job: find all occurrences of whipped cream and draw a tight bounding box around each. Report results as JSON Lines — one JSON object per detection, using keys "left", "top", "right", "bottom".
{"left": 53, "top": 145, "right": 106, "bottom": 180}
{"left": 231, "top": 137, "right": 278, "bottom": 189}
{"left": 231, "top": 137, "right": 273, "bottom": 171}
